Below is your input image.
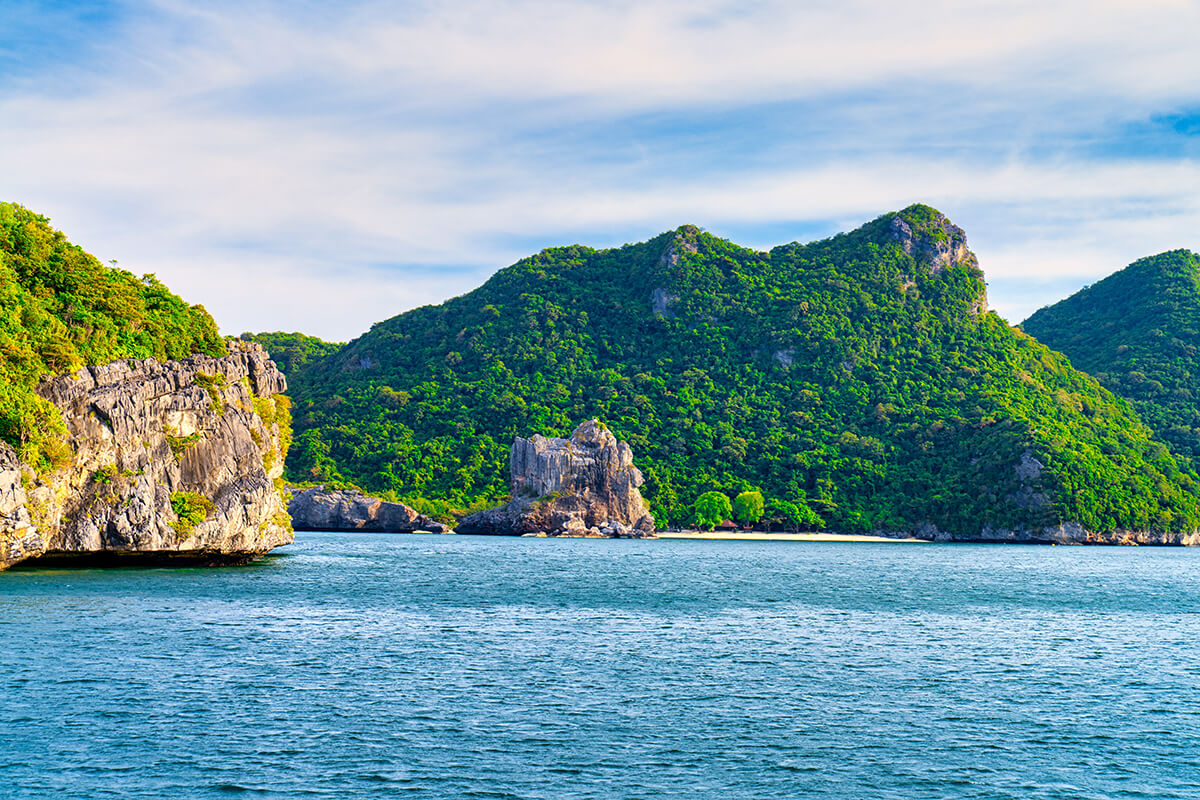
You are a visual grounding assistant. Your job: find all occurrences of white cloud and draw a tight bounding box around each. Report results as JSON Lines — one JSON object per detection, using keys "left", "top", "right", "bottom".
{"left": 1, "top": 0, "right": 1199, "bottom": 339}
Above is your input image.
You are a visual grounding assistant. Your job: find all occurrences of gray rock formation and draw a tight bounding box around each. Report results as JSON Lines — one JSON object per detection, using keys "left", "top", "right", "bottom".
{"left": 0, "top": 443, "right": 40, "bottom": 567}
{"left": 650, "top": 287, "right": 679, "bottom": 318}
{"left": 457, "top": 419, "right": 656, "bottom": 537}
{"left": 288, "top": 486, "right": 449, "bottom": 533}
{"left": 888, "top": 212, "right": 978, "bottom": 274}
{"left": 888, "top": 209, "right": 987, "bottom": 315}
{"left": 899, "top": 520, "right": 1200, "bottom": 546}
{"left": 0, "top": 341, "right": 293, "bottom": 569}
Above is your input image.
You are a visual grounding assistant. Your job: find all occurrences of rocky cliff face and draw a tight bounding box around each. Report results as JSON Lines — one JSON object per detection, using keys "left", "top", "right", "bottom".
{"left": 0, "top": 341, "right": 293, "bottom": 569}
{"left": 288, "top": 487, "right": 449, "bottom": 533}
{"left": 888, "top": 211, "right": 978, "bottom": 274}
{"left": 0, "top": 443, "right": 40, "bottom": 566}
{"left": 458, "top": 420, "right": 655, "bottom": 537}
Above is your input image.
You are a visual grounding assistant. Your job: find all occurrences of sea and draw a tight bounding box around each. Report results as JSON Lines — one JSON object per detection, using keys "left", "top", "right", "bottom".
{"left": 2, "top": 533, "right": 1199, "bottom": 799}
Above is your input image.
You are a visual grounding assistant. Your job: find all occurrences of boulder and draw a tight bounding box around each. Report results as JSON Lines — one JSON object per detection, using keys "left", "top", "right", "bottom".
{"left": 288, "top": 487, "right": 449, "bottom": 533}
{"left": 457, "top": 419, "right": 656, "bottom": 537}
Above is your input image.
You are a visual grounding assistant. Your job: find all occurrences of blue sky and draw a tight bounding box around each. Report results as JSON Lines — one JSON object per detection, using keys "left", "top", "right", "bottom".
{"left": 2, "top": 0, "right": 1199, "bottom": 341}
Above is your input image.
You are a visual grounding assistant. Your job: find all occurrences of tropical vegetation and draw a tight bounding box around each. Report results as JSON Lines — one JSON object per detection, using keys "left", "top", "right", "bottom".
{"left": 244, "top": 331, "right": 343, "bottom": 377}
{"left": 0, "top": 202, "right": 225, "bottom": 471}
{"left": 271, "top": 205, "right": 1200, "bottom": 536}
{"left": 1023, "top": 250, "right": 1200, "bottom": 467}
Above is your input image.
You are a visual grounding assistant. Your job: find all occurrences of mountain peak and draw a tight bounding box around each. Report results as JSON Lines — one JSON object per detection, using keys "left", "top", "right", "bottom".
{"left": 885, "top": 204, "right": 978, "bottom": 275}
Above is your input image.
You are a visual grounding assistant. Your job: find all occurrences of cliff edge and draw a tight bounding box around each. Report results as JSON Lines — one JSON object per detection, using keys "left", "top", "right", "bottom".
{"left": 0, "top": 341, "right": 293, "bottom": 569}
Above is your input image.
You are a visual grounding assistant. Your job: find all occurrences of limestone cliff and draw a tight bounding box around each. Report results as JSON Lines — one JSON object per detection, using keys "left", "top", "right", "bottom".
{"left": 458, "top": 420, "right": 655, "bottom": 537}
{"left": 288, "top": 486, "right": 449, "bottom": 533}
{"left": 0, "top": 341, "right": 293, "bottom": 569}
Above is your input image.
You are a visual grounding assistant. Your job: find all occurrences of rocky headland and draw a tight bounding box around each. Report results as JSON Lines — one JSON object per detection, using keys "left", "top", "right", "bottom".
{"left": 458, "top": 419, "right": 656, "bottom": 537}
{"left": 0, "top": 341, "right": 294, "bottom": 569}
{"left": 288, "top": 486, "right": 450, "bottom": 533}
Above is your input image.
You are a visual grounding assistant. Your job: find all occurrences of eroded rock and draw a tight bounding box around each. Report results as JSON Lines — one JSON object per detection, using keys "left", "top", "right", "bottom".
{"left": 288, "top": 487, "right": 449, "bottom": 533}
{"left": 0, "top": 341, "right": 293, "bottom": 569}
{"left": 457, "top": 419, "right": 656, "bottom": 537}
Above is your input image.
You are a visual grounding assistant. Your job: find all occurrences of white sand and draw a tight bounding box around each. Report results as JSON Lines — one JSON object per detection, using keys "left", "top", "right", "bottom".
{"left": 656, "top": 530, "right": 926, "bottom": 543}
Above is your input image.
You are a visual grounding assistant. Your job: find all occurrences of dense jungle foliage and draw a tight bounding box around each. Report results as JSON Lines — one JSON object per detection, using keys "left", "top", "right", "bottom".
{"left": 0, "top": 202, "right": 225, "bottom": 470}
{"left": 244, "top": 331, "right": 343, "bottom": 377}
{"left": 277, "top": 205, "right": 1200, "bottom": 535}
{"left": 1023, "top": 249, "right": 1200, "bottom": 467}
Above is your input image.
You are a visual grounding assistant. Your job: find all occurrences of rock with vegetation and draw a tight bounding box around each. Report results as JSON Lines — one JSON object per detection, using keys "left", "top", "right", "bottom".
{"left": 457, "top": 419, "right": 655, "bottom": 537}
{"left": 0, "top": 202, "right": 293, "bottom": 569}
{"left": 0, "top": 442, "right": 40, "bottom": 565}
{"left": 278, "top": 204, "right": 1200, "bottom": 543}
{"left": 0, "top": 341, "right": 294, "bottom": 568}
{"left": 0, "top": 202, "right": 227, "bottom": 474}
{"left": 288, "top": 486, "right": 449, "bottom": 533}
{"left": 1023, "top": 250, "right": 1200, "bottom": 468}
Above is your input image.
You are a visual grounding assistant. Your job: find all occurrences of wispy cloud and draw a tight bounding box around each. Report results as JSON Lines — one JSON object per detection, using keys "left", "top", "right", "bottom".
{"left": 1, "top": 0, "right": 1199, "bottom": 338}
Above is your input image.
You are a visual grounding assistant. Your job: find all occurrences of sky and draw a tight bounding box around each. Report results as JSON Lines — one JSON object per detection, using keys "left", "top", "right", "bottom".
{"left": 2, "top": 0, "right": 1199, "bottom": 342}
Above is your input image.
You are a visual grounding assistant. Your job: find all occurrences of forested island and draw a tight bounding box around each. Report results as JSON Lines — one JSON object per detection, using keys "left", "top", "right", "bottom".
{"left": 254, "top": 205, "right": 1200, "bottom": 543}
{"left": 6, "top": 198, "right": 1200, "bottom": 563}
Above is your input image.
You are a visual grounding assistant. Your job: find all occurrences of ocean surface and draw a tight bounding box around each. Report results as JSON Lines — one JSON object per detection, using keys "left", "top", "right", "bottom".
{"left": 2, "top": 534, "right": 1199, "bottom": 799}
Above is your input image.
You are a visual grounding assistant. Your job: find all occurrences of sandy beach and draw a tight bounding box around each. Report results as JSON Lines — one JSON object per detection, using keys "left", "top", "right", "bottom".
{"left": 657, "top": 530, "right": 927, "bottom": 543}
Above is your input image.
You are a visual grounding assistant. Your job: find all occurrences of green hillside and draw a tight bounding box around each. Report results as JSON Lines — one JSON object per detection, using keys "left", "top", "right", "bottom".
{"left": 282, "top": 205, "right": 1200, "bottom": 536}
{"left": 1023, "top": 249, "right": 1200, "bottom": 466}
{"left": 0, "top": 202, "right": 225, "bottom": 470}
{"left": 243, "top": 331, "right": 343, "bottom": 377}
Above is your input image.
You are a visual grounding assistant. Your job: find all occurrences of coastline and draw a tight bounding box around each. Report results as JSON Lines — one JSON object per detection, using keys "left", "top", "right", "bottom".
{"left": 657, "top": 530, "right": 927, "bottom": 543}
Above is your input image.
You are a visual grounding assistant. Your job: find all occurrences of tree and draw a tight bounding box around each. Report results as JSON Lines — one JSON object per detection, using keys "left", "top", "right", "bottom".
{"left": 795, "top": 502, "right": 825, "bottom": 531}
{"left": 693, "top": 491, "right": 732, "bottom": 530}
{"left": 764, "top": 498, "right": 800, "bottom": 531}
{"left": 732, "top": 490, "right": 765, "bottom": 527}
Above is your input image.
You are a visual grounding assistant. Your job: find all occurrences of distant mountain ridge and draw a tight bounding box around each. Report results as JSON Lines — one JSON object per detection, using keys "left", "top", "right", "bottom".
{"left": 1023, "top": 249, "right": 1200, "bottom": 465}
{"left": 271, "top": 205, "right": 1200, "bottom": 541}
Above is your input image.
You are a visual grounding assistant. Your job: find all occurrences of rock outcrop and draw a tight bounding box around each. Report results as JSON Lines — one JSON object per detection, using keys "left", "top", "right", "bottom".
{"left": 288, "top": 486, "right": 449, "bottom": 533}
{"left": 0, "top": 443, "right": 40, "bottom": 567}
{"left": 0, "top": 341, "right": 293, "bottom": 569}
{"left": 896, "top": 521, "right": 1200, "bottom": 546}
{"left": 888, "top": 210, "right": 978, "bottom": 274}
{"left": 457, "top": 420, "right": 656, "bottom": 537}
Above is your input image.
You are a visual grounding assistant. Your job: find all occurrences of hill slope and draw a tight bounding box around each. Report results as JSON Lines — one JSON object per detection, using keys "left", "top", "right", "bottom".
{"left": 244, "top": 331, "right": 343, "bottom": 377}
{"left": 0, "top": 202, "right": 225, "bottom": 470}
{"left": 284, "top": 206, "right": 1200, "bottom": 538}
{"left": 1023, "top": 249, "right": 1200, "bottom": 466}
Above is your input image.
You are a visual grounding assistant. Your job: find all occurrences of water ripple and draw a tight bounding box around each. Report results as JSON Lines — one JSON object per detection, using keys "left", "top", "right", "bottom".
{"left": 3, "top": 534, "right": 1200, "bottom": 798}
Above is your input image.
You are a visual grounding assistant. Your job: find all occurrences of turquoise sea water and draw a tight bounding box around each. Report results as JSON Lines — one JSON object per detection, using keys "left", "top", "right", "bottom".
{"left": 2, "top": 533, "right": 1200, "bottom": 799}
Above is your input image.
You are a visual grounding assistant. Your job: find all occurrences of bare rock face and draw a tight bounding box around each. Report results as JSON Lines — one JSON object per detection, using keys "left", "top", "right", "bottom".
{"left": 0, "top": 341, "right": 293, "bottom": 570}
{"left": 888, "top": 212, "right": 978, "bottom": 275}
{"left": 0, "top": 443, "right": 40, "bottom": 567}
{"left": 457, "top": 419, "right": 656, "bottom": 537}
{"left": 288, "top": 487, "right": 449, "bottom": 533}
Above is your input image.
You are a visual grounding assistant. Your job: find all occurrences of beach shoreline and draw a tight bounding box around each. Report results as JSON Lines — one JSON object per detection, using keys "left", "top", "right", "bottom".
{"left": 657, "top": 530, "right": 927, "bottom": 543}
